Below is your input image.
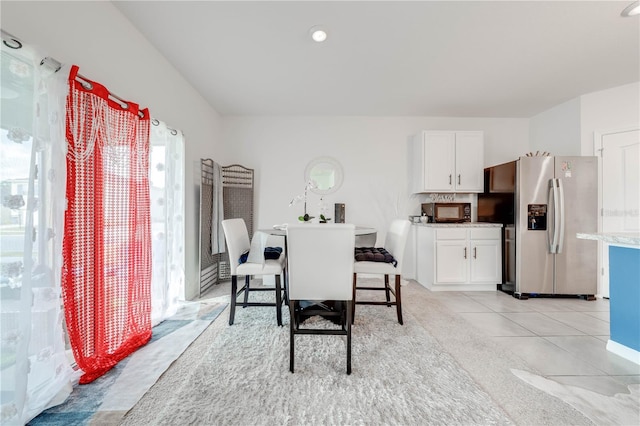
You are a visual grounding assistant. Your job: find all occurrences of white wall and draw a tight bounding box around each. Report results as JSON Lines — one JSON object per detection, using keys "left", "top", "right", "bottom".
{"left": 580, "top": 82, "right": 640, "bottom": 155}
{"left": 222, "top": 116, "right": 529, "bottom": 243}
{"left": 528, "top": 82, "right": 640, "bottom": 157}
{"left": 529, "top": 97, "right": 581, "bottom": 156}
{"left": 2, "top": 1, "right": 223, "bottom": 300}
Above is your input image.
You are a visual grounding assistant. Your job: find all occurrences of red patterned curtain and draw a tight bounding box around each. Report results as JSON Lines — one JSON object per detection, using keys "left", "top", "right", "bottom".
{"left": 62, "top": 65, "right": 152, "bottom": 384}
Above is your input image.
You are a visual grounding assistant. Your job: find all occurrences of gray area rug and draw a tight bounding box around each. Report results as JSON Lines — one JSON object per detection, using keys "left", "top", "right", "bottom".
{"left": 122, "top": 296, "right": 513, "bottom": 425}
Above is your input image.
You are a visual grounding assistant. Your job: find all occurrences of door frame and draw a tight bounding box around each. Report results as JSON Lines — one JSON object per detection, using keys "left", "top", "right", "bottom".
{"left": 593, "top": 126, "right": 640, "bottom": 298}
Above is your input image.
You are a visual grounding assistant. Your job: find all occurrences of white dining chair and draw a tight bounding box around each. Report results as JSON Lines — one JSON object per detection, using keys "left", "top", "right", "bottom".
{"left": 286, "top": 223, "right": 355, "bottom": 374}
{"left": 352, "top": 219, "right": 411, "bottom": 325}
{"left": 221, "top": 218, "right": 286, "bottom": 326}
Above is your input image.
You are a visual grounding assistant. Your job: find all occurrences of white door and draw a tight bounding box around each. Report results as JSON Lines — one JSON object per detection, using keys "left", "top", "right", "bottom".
{"left": 599, "top": 128, "right": 640, "bottom": 298}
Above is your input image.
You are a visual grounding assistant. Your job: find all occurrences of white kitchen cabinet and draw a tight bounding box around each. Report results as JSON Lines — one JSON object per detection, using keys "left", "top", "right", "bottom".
{"left": 469, "top": 234, "right": 501, "bottom": 283}
{"left": 416, "top": 225, "right": 501, "bottom": 291}
{"left": 434, "top": 228, "right": 468, "bottom": 283}
{"left": 454, "top": 132, "right": 484, "bottom": 192}
{"left": 409, "top": 131, "right": 484, "bottom": 193}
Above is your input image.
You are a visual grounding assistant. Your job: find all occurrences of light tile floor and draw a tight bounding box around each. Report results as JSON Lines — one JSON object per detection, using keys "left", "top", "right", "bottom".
{"left": 427, "top": 289, "right": 640, "bottom": 401}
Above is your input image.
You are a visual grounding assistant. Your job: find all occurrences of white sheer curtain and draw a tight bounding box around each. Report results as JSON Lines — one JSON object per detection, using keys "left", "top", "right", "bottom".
{"left": 149, "top": 119, "right": 185, "bottom": 326}
{"left": 0, "top": 39, "right": 77, "bottom": 424}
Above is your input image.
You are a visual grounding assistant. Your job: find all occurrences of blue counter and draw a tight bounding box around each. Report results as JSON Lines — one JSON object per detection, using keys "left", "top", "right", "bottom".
{"left": 609, "top": 245, "right": 640, "bottom": 357}
{"left": 577, "top": 232, "right": 640, "bottom": 365}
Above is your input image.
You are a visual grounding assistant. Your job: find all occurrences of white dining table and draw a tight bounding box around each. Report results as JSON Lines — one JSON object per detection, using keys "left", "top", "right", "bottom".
{"left": 261, "top": 225, "right": 376, "bottom": 238}
{"left": 259, "top": 225, "right": 377, "bottom": 249}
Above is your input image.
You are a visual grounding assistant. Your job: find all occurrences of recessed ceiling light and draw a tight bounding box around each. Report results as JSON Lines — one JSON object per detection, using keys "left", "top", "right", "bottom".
{"left": 621, "top": 1, "right": 640, "bottom": 17}
{"left": 309, "top": 26, "right": 327, "bottom": 43}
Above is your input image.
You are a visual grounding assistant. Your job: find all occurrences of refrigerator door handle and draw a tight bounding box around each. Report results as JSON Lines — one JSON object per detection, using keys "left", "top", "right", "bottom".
{"left": 548, "top": 179, "right": 560, "bottom": 253}
{"left": 547, "top": 182, "right": 553, "bottom": 252}
{"left": 557, "top": 179, "right": 565, "bottom": 253}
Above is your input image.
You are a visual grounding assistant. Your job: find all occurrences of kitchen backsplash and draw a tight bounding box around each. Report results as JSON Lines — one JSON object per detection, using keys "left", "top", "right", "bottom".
{"left": 407, "top": 193, "right": 478, "bottom": 222}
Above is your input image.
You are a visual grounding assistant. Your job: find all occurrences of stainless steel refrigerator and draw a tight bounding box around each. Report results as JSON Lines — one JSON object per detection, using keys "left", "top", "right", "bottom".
{"left": 478, "top": 156, "right": 598, "bottom": 299}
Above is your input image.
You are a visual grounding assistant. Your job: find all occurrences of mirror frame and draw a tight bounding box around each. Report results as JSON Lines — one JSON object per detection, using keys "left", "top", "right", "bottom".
{"left": 304, "top": 156, "right": 344, "bottom": 195}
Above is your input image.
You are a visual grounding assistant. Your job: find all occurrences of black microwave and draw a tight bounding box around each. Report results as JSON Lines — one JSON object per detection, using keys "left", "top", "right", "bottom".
{"left": 421, "top": 203, "right": 471, "bottom": 223}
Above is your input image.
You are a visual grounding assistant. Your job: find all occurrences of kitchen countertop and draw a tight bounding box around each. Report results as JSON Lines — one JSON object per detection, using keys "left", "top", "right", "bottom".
{"left": 413, "top": 222, "right": 503, "bottom": 228}
{"left": 576, "top": 232, "right": 640, "bottom": 247}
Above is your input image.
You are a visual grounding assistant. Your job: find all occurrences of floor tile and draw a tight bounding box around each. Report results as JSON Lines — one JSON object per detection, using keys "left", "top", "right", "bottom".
{"left": 432, "top": 294, "right": 494, "bottom": 313}
{"left": 542, "top": 311, "right": 610, "bottom": 335}
{"left": 467, "top": 293, "right": 539, "bottom": 313}
{"left": 594, "top": 335, "right": 610, "bottom": 343}
{"left": 556, "top": 298, "right": 610, "bottom": 312}
{"left": 544, "top": 335, "right": 640, "bottom": 376}
{"left": 500, "top": 312, "right": 585, "bottom": 336}
{"left": 551, "top": 375, "right": 635, "bottom": 397}
{"left": 492, "top": 336, "right": 607, "bottom": 376}
{"left": 458, "top": 312, "right": 535, "bottom": 336}
{"left": 523, "top": 297, "right": 596, "bottom": 312}
{"left": 583, "top": 310, "right": 610, "bottom": 322}
{"left": 612, "top": 375, "right": 640, "bottom": 386}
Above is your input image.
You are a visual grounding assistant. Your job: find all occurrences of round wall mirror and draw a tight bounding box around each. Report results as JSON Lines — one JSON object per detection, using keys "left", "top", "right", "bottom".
{"left": 304, "top": 156, "right": 344, "bottom": 195}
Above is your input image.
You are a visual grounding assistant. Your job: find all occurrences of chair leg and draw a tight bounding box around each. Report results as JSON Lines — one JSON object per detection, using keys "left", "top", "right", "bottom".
{"left": 346, "top": 301, "right": 352, "bottom": 375}
{"left": 229, "top": 275, "right": 238, "bottom": 325}
{"left": 275, "top": 275, "right": 283, "bottom": 326}
{"left": 289, "top": 300, "right": 295, "bottom": 373}
{"left": 395, "top": 275, "right": 403, "bottom": 325}
{"left": 351, "top": 273, "right": 357, "bottom": 324}
{"left": 384, "top": 274, "right": 391, "bottom": 306}
{"left": 243, "top": 275, "right": 250, "bottom": 307}
{"left": 283, "top": 268, "right": 289, "bottom": 305}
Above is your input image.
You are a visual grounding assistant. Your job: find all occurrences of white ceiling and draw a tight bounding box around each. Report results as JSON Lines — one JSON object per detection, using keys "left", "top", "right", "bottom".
{"left": 113, "top": 1, "right": 640, "bottom": 117}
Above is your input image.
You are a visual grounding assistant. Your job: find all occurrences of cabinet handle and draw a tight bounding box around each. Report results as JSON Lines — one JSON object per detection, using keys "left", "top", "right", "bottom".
{"left": 458, "top": 174, "right": 461, "bottom": 185}
{"left": 473, "top": 247, "right": 477, "bottom": 259}
{"left": 449, "top": 174, "right": 452, "bottom": 185}
{"left": 463, "top": 247, "right": 467, "bottom": 259}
